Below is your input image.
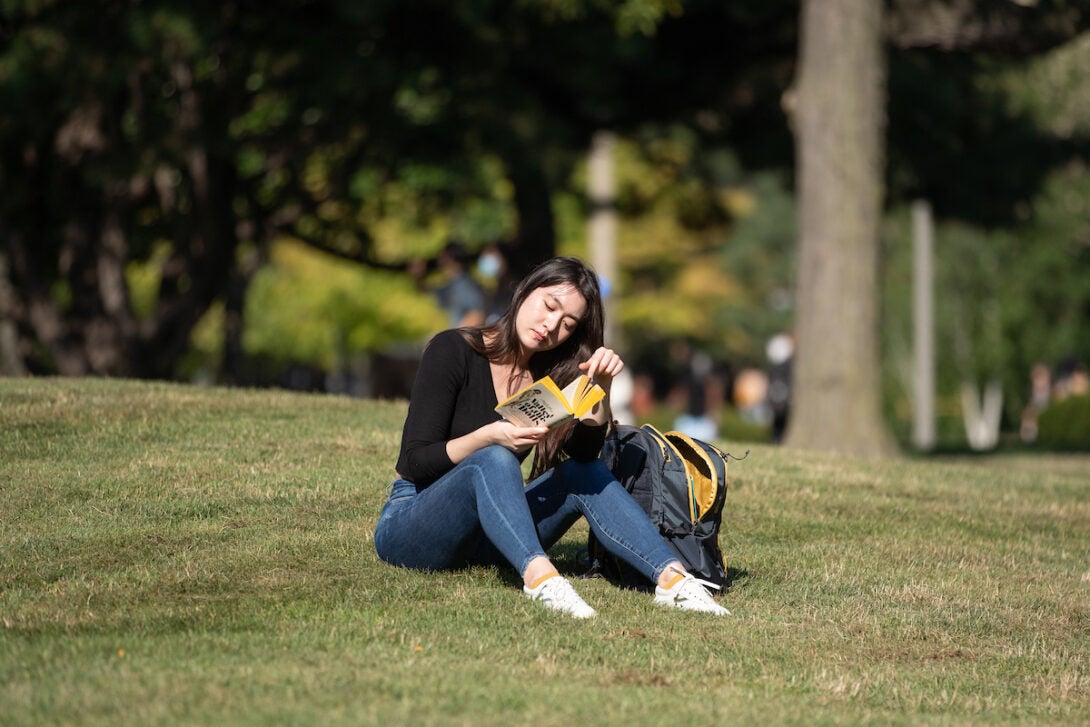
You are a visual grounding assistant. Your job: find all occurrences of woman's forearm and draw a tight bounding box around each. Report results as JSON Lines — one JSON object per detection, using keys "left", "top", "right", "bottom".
{"left": 444, "top": 430, "right": 493, "bottom": 465}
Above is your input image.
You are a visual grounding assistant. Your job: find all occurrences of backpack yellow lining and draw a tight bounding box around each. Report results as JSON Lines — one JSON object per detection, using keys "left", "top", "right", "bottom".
{"left": 665, "top": 431, "right": 720, "bottom": 522}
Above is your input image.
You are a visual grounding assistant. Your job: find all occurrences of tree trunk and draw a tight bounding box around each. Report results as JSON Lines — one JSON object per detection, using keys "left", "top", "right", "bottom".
{"left": 0, "top": 251, "right": 28, "bottom": 376}
{"left": 508, "top": 155, "right": 556, "bottom": 275}
{"left": 131, "top": 152, "right": 239, "bottom": 380}
{"left": 786, "top": 0, "right": 897, "bottom": 457}
{"left": 131, "top": 62, "right": 240, "bottom": 381}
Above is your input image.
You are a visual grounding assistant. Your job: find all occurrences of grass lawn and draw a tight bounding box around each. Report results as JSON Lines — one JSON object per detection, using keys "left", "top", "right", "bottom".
{"left": 2, "top": 377, "right": 1088, "bottom": 726}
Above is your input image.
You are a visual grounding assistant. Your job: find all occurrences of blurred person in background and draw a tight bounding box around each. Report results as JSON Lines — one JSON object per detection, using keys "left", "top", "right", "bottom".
{"left": 434, "top": 242, "right": 486, "bottom": 328}
{"left": 1020, "top": 362, "right": 1052, "bottom": 443}
{"left": 672, "top": 345, "right": 720, "bottom": 441}
{"left": 409, "top": 242, "right": 487, "bottom": 329}
{"left": 766, "top": 333, "right": 794, "bottom": 444}
{"left": 477, "top": 242, "right": 518, "bottom": 324}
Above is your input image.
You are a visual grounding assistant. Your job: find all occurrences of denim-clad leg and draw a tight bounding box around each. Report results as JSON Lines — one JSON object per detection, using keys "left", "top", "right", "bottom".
{"left": 521, "top": 458, "right": 678, "bottom": 583}
{"left": 374, "top": 445, "right": 548, "bottom": 575}
{"left": 375, "top": 448, "right": 676, "bottom": 584}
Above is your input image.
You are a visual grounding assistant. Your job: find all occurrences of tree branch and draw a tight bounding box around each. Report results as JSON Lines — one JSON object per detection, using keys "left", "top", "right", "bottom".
{"left": 886, "top": 0, "right": 1089, "bottom": 54}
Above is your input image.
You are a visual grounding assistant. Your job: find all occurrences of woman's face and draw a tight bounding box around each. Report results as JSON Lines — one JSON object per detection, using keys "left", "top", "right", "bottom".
{"left": 514, "top": 283, "right": 587, "bottom": 357}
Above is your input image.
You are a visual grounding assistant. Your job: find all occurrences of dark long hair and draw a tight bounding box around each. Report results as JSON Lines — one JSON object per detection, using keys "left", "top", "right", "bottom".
{"left": 458, "top": 256, "right": 604, "bottom": 476}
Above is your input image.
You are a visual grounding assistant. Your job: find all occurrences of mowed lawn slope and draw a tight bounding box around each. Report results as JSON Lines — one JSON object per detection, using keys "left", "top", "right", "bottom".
{"left": 1, "top": 378, "right": 1088, "bottom": 726}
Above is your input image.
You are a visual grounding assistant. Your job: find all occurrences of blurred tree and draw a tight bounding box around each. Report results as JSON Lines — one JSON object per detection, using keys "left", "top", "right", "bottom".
{"left": 786, "top": 0, "right": 895, "bottom": 457}
{"left": 785, "top": 0, "right": 1090, "bottom": 456}
{"left": 557, "top": 131, "right": 795, "bottom": 368}
{"left": 0, "top": 0, "right": 800, "bottom": 382}
{"left": 2, "top": 2, "right": 293, "bottom": 378}
{"left": 878, "top": 12, "right": 1090, "bottom": 449}
{"left": 242, "top": 239, "right": 445, "bottom": 371}
{"left": 3, "top": 0, "right": 1088, "bottom": 412}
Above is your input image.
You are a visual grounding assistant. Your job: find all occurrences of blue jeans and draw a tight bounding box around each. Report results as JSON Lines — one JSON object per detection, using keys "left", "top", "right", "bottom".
{"left": 374, "top": 445, "right": 677, "bottom": 582}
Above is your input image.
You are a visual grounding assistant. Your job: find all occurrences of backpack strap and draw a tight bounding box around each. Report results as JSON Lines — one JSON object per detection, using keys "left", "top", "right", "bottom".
{"left": 639, "top": 424, "right": 695, "bottom": 531}
{"left": 637, "top": 423, "right": 674, "bottom": 465}
{"left": 664, "top": 430, "right": 720, "bottom": 523}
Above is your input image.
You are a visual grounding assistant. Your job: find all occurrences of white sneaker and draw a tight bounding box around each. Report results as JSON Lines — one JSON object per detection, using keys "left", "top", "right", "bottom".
{"left": 524, "top": 576, "right": 597, "bottom": 619}
{"left": 654, "top": 570, "right": 731, "bottom": 616}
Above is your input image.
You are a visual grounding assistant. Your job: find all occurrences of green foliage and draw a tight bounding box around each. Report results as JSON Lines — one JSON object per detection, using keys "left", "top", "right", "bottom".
{"left": 4, "top": 0, "right": 1090, "bottom": 432}
{"left": 881, "top": 201, "right": 1079, "bottom": 446}
{"left": 881, "top": 34, "right": 1090, "bottom": 445}
{"left": 124, "top": 242, "right": 172, "bottom": 321}
{"left": 940, "top": 224, "right": 1010, "bottom": 384}
{"left": 560, "top": 130, "right": 795, "bottom": 367}
{"left": 175, "top": 302, "right": 226, "bottom": 383}
{"left": 3, "top": 379, "right": 1089, "bottom": 724}
{"left": 887, "top": 51, "right": 1065, "bottom": 229}
{"left": 1002, "top": 163, "right": 1090, "bottom": 385}
{"left": 527, "top": 0, "right": 684, "bottom": 36}
{"left": 360, "top": 155, "right": 518, "bottom": 262}
{"left": 1003, "top": 32, "right": 1090, "bottom": 138}
{"left": 714, "top": 171, "right": 797, "bottom": 358}
{"left": 615, "top": 0, "right": 685, "bottom": 36}
{"left": 1037, "top": 394, "right": 1090, "bottom": 450}
{"left": 242, "top": 240, "right": 445, "bottom": 370}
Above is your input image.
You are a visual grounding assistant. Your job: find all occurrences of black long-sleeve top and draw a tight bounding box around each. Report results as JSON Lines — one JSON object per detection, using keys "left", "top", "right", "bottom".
{"left": 395, "top": 329, "right": 607, "bottom": 488}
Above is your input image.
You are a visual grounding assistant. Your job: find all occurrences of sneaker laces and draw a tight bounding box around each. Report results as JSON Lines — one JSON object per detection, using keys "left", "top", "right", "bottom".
{"left": 667, "top": 566, "right": 721, "bottom": 595}
{"left": 660, "top": 567, "right": 730, "bottom": 614}
{"left": 674, "top": 574, "right": 721, "bottom": 603}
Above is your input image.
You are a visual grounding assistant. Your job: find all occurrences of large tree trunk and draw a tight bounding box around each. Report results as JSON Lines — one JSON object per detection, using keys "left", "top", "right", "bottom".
{"left": 786, "top": 0, "right": 896, "bottom": 457}
{"left": 130, "top": 60, "right": 241, "bottom": 380}
{"left": 508, "top": 155, "right": 556, "bottom": 276}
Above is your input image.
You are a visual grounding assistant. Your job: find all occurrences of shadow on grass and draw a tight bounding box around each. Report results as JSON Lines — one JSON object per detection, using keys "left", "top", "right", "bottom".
{"left": 452, "top": 538, "right": 750, "bottom": 599}
{"left": 565, "top": 537, "right": 750, "bottom": 597}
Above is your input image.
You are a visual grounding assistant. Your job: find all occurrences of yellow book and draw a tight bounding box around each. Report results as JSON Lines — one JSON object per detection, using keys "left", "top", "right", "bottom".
{"left": 494, "top": 375, "right": 606, "bottom": 428}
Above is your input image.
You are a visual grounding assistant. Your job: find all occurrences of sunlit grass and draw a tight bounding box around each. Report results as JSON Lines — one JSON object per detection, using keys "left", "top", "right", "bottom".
{"left": 1, "top": 378, "right": 1088, "bottom": 726}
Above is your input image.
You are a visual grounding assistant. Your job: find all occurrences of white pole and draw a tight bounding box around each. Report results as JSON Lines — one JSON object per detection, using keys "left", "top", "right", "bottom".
{"left": 912, "top": 199, "right": 935, "bottom": 451}
{"left": 588, "top": 130, "right": 619, "bottom": 348}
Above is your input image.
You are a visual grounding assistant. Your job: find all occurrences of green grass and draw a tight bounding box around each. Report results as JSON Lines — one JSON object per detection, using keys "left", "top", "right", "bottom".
{"left": 2, "top": 378, "right": 1088, "bottom": 726}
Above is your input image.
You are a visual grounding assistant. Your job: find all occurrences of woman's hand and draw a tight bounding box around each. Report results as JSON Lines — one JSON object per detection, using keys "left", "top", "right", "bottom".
{"left": 577, "top": 347, "right": 623, "bottom": 425}
{"left": 445, "top": 420, "right": 547, "bottom": 465}
{"left": 578, "top": 347, "right": 624, "bottom": 393}
{"left": 484, "top": 420, "right": 549, "bottom": 454}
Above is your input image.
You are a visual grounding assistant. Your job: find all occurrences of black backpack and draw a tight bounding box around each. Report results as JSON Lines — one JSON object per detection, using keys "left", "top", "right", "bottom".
{"left": 586, "top": 423, "right": 744, "bottom": 588}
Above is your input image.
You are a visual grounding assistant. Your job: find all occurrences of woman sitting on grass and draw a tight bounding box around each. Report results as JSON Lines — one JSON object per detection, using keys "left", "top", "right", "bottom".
{"left": 374, "top": 256, "right": 728, "bottom": 618}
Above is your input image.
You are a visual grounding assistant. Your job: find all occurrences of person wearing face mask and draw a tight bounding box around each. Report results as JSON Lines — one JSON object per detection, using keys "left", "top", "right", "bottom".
{"left": 476, "top": 243, "right": 517, "bottom": 324}
{"left": 432, "top": 242, "right": 486, "bottom": 328}
{"left": 374, "top": 257, "right": 729, "bottom": 618}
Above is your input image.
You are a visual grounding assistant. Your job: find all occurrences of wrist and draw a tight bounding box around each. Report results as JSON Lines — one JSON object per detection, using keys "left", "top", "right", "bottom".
{"left": 580, "top": 400, "right": 611, "bottom": 426}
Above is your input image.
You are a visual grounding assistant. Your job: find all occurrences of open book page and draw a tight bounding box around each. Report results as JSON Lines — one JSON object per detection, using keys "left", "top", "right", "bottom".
{"left": 495, "top": 375, "right": 605, "bottom": 428}
{"left": 562, "top": 375, "right": 606, "bottom": 417}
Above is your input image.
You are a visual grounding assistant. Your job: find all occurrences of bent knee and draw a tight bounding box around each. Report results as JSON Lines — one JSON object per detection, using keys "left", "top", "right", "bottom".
{"left": 467, "top": 444, "right": 522, "bottom": 470}
{"left": 454, "top": 445, "right": 524, "bottom": 481}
